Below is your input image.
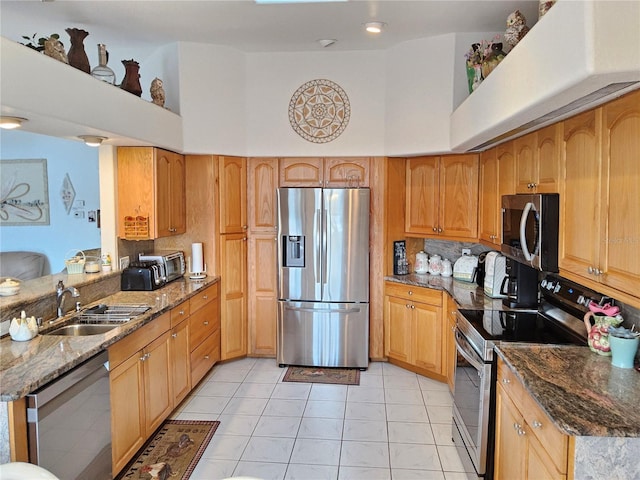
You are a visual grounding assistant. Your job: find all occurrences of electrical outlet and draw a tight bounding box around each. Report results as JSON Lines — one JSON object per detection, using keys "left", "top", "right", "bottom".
{"left": 461, "top": 248, "right": 471, "bottom": 256}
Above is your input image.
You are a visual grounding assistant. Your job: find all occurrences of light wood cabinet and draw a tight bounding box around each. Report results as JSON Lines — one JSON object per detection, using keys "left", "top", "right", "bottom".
{"left": 514, "top": 125, "right": 560, "bottom": 193}
{"left": 220, "top": 233, "right": 247, "bottom": 360}
{"left": 170, "top": 301, "right": 191, "bottom": 406}
{"left": 247, "top": 158, "right": 278, "bottom": 357}
{"left": 189, "top": 283, "right": 221, "bottom": 385}
{"left": 559, "top": 89, "right": 640, "bottom": 302}
{"left": 479, "top": 142, "right": 515, "bottom": 246}
{"left": 494, "top": 357, "right": 571, "bottom": 480}
{"left": 117, "top": 147, "right": 186, "bottom": 239}
{"left": 279, "top": 157, "right": 370, "bottom": 187}
{"left": 384, "top": 282, "right": 444, "bottom": 380}
{"left": 219, "top": 156, "right": 247, "bottom": 234}
{"left": 109, "top": 313, "right": 172, "bottom": 474}
{"left": 405, "top": 154, "right": 479, "bottom": 240}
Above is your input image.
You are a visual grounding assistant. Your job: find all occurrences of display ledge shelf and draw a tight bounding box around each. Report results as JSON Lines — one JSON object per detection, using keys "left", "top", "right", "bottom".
{"left": 0, "top": 36, "right": 183, "bottom": 151}
{"left": 450, "top": 0, "right": 640, "bottom": 152}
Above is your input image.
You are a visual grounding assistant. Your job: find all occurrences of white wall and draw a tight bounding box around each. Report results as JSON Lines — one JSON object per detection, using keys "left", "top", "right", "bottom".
{"left": 0, "top": 130, "right": 101, "bottom": 273}
{"left": 178, "top": 42, "right": 247, "bottom": 155}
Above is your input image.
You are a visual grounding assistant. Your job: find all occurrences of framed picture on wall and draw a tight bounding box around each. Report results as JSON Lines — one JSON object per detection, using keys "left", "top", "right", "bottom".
{"left": 0, "top": 158, "right": 50, "bottom": 226}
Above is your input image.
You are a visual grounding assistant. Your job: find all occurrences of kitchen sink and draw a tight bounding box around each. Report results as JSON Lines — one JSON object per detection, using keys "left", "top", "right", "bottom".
{"left": 43, "top": 304, "right": 151, "bottom": 336}
{"left": 45, "top": 324, "right": 119, "bottom": 336}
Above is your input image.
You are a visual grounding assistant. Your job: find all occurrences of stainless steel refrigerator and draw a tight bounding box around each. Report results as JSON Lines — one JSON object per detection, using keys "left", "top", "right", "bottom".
{"left": 277, "top": 187, "right": 370, "bottom": 369}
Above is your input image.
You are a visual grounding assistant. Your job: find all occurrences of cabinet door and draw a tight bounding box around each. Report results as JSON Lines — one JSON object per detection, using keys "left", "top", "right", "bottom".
{"left": 479, "top": 148, "right": 499, "bottom": 244}
{"left": 116, "top": 147, "right": 155, "bottom": 239}
{"left": 248, "top": 157, "right": 278, "bottom": 232}
{"left": 143, "top": 331, "right": 173, "bottom": 434}
{"left": 248, "top": 234, "right": 277, "bottom": 356}
{"left": 515, "top": 132, "right": 537, "bottom": 193}
{"left": 439, "top": 154, "right": 479, "bottom": 239}
{"left": 405, "top": 156, "right": 439, "bottom": 235}
{"left": 171, "top": 319, "right": 191, "bottom": 406}
{"left": 110, "top": 352, "right": 145, "bottom": 474}
{"left": 279, "top": 157, "right": 323, "bottom": 187}
{"left": 535, "top": 124, "right": 561, "bottom": 193}
{"left": 496, "top": 141, "right": 516, "bottom": 243}
{"left": 494, "top": 385, "right": 526, "bottom": 480}
{"left": 220, "top": 233, "right": 247, "bottom": 360}
{"left": 324, "top": 157, "right": 370, "bottom": 187}
{"left": 155, "top": 149, "right": 185, "bottom": 237}
{"left": 385, "top": 295, "right": 412, "bottom": 363}
{"left": 412, "top": 301, "right": 442, "bottom": 374}
{"left": 527, "top": 433, "right": 566, "bottom": 480}
{"left": 600, "top": 91, "right": 640, "bottom": 296}
{"left": 559, "top": 110, "right": 601, "bottom": 281}
{"left": 219, "top": 156, "right": 247, "bottom": 234}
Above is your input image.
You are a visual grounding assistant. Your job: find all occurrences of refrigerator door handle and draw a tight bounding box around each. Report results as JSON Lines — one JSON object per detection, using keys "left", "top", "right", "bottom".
{"left": 315, "top": 208, "right": 322, "bottom": 284}
{"left": 322, "top": 208, "right": 328, "bottom": 288}
{"left": 285, "top": 306, "right": 362, "bottom": 314}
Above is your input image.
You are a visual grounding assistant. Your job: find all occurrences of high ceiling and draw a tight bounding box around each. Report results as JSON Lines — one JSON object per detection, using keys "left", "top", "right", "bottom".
{"left": 1, "top": 0, "right": 539, "bottom": 53}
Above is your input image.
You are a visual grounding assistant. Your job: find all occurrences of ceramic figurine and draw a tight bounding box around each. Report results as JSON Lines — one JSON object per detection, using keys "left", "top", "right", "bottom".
{"left": 504, "top": 10, "right": 530, "bottom": 48}
{"left": 150, "top": 77, "right": 165, "bottom": 107}
{"left": 583, "top": 311, "right": 623, "bottom": 356}
{"left": 43, "top": 37, "right": 68, "bottom": 64}
{"left": 9, "top": 310, "right": 38, "bottom": 341}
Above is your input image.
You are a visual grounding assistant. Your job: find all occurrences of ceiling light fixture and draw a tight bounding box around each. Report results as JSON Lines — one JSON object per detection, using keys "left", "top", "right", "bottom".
{"left": 364, "top": 21, "right": 386, "bottom": 34}
{"left": 0, "top": 116, "right": 28, "bottom": 130}
{"left": 78, "top": 135, "right": 107, "bottom": 147}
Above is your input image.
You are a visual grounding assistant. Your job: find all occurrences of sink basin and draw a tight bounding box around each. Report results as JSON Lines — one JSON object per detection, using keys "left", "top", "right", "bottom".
{"left": 44, "top": 324, "right": 119, "bottom": 336}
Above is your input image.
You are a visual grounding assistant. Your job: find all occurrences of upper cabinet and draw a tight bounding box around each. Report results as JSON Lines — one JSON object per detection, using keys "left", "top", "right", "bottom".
{"left": 117, "top": 147, "right": 186, "bottom": 239}
{"left": 279, "top": 157, "right": 370, "bottom": 188}
{"left": 406, "top": 154, "right": 479, "bottom": 240}
{"left": 248, "top": 158, "right": 278, "bottom": 232}
{"left": 515, "top": 125, "right": 560, "bottom": 193}
{"left": 218, "top": 156, "right": 247, "bottom": 234}
{"left": 559, "top": 89, "right": 640, "bottom": 303}
{"left": 479, "top": 142, "right": 515, "bottom": 246}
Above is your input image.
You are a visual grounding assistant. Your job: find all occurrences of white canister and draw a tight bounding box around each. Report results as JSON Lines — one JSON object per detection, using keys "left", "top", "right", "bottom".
{"left": 428, "top": 254, "right": 443, "bottom": 275}
{"left": 415, "top": 251, "right": 429, "bottom": 273}
{"left": 441, "top": 258, "right": 453, "bottom": 277}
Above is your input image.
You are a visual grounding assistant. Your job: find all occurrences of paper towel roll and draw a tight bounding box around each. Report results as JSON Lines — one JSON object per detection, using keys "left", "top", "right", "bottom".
{"left": 191, "top": 243, "right": 204, "bottom": 273}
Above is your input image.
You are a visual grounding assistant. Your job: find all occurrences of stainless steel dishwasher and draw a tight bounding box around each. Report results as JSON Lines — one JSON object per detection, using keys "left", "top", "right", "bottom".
{"left": 26, "top": 350, "right": 111, "bottom": 480}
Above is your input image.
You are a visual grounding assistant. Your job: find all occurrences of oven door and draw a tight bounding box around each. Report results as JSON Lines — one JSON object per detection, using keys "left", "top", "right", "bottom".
{"left": 452, "top": 327, "right": 492, "bottom": 477}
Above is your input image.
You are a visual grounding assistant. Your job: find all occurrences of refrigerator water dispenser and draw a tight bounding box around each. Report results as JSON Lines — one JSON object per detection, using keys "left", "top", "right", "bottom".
{"left": 283, "top": 235, "right": 305, "bottom": 267}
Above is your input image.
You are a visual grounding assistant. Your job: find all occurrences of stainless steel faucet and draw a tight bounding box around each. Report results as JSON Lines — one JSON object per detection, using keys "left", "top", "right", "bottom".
{"left": 56, "top": 280, "right": 80, "bottom": 318}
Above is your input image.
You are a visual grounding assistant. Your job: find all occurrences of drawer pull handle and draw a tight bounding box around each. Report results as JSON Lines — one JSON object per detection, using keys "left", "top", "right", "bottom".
{"left": 204, "top": 355, "right": 210, "bottom": 360}
{"left": 532, "top": 420, "right": 542, "bottom": 429}
{"left": 408, "top": 291, "right": 413, "bottom": 295}
{"left": 140, "top": 353, "right": 150, "bottom": 361}
{"left": 204, "top": 321, "right": 209, "bottom": 325}
{"left": 172, "top": 333, "right": 178, "bottom": 338}
{"left": 179, "top": 310, "right": 185, "bottom": 315}
{"left": 502, "top": 378, "right": 510, "bottom": 384}
{"left": 410, "top": 305, "right": 415, "bottom": 309}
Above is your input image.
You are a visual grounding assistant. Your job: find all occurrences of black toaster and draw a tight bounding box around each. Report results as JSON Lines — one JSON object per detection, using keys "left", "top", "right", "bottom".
{"left": 121, "top": 261, "right": 167, "bottom": 291}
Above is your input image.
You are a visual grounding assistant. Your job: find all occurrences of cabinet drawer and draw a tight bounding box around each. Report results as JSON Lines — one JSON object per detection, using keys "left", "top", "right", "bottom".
{"left": 191, "top": 329, "right": 220, "bottom": 386}
{"left": 496, "top": 357, "right": 525, "bottom": 406}
{"left": 109, "top": 312, "right": 171, "bottom": 369}
{"left": 520, "top": 384, "right": 568, "bottom": 474}
{"left": 190, "top": 283, "right": 219, "bottom": 313}
{"left": 189, "top": 301, "right": 219, "bottom": 350}
{"left": 385, "top": 282, "right": 442, "bottom": 306}
{"left": 170, "top": 300, "right": 190, "bottom": 328}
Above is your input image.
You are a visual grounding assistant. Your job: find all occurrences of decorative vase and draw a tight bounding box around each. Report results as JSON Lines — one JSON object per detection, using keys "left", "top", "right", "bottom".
{"left": 482, "top": 43, "right": 506, "bottom": 79}
{"left": 471, "top": 64, "right": 483, "bottom": 91}
{"left": 65, "top": 28, "right": 90, "bottom": 73}
{"left": 91, "top": 44, "right": 116, "bottom": 84}
{"left": 120, "top": 59, "right": 142, "bottom": 96}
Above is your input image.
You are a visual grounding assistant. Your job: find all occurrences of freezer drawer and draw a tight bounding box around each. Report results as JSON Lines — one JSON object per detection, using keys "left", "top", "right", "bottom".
{"left": 277, "top": 301, "right": 369, "bottom": 369}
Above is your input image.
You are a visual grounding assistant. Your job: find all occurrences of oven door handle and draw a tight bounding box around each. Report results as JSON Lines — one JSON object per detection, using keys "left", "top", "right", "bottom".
{"left": 454, "top": 330, "right": 485, "bottom": 372}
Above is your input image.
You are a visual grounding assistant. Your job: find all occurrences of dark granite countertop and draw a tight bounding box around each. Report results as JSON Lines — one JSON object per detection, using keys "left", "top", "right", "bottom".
{"left": 385, "top": 274, "right": 510, "bottom": 311}
{"left": 496, "top": 344, "right": 640, "bottom": 437}
{"left": 0, "top": 276, "right": 220, "bottom": 401}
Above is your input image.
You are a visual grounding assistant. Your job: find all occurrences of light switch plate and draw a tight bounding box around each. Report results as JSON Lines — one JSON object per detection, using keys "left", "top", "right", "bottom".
{"left": 461, "top": 248, "right": 471, "bottom": 256}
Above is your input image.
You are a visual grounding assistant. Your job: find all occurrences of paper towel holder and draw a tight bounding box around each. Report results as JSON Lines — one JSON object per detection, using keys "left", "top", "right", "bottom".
{"left": 189, "top": 242, "right": 208, "bottom": 280}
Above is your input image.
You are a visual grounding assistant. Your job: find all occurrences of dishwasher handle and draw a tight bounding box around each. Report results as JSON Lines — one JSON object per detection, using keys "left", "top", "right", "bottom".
{"left": 26, "top": 350, "right": 109, "bottom": 410}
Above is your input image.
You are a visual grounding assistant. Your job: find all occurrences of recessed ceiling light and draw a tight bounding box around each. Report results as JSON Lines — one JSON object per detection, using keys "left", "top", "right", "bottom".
{"left": 0, "top": 116, "right": 28, "bottom": 130}
{"left": 365, "top": 21, "right": 386, "bottom": 34}
{"left": 78, "top": 135, "right": 107, "bottom": 147}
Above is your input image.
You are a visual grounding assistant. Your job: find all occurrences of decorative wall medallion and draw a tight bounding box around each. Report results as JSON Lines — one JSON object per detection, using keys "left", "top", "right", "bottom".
{"left": 289, "top": 79, "right": 350, "bottom": 143}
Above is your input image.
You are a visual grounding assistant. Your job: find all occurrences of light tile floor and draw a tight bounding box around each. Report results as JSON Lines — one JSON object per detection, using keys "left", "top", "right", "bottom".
{"left": 171, "top": 358, "right": 477, "bottom": 480}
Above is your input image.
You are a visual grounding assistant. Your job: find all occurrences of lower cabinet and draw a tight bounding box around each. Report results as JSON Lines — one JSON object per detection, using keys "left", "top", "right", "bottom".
{"left": 383, "top": 281, "right": 444, "bottom": 380}
{"left": 109, "top": 313, "right": 172, "bottom": 474}
{"left": 494, "top": 357, "right": 572, "bottom": 480}
{"left": 189, "top": 283, "right": 221, "bottom": 385}
{"left": 109, "top": 284, "right": 221, "bottom": 475}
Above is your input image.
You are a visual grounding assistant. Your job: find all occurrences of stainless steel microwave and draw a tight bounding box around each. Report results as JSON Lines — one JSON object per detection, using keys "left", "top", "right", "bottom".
{"left": 501, "top": 194, "right": 559, "bottom": 272}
